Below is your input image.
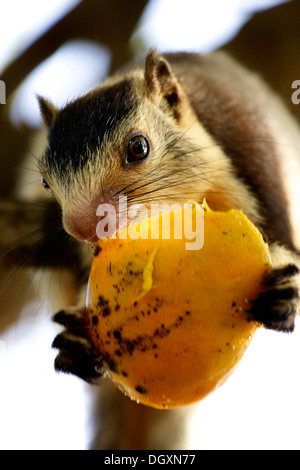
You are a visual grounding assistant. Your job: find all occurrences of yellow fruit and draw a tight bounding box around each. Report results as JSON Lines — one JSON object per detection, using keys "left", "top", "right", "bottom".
{"left": 86, "top": 202, "right": 271, "bottom": 409}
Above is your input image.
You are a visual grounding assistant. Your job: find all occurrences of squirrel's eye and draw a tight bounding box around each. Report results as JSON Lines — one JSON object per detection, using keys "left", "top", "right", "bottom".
{"left": 41, "top": 176, "right": 52, "bottom": 192}
{"left": 127, "top": 135, "right": 150, "bottom": 163}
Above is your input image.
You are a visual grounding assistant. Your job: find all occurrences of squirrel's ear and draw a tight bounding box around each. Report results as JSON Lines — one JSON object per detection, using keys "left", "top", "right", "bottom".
{"left": 37, "top": 95, "right": 58, "bottom": 128}
{"left": 145, "top": 50, "right": 183, "bottom": 120}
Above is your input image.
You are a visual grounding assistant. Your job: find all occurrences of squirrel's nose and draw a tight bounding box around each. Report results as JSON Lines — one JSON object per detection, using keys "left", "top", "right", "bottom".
{"left": 63, "top": 204, "right": 99, "bottom": 242}
{"left": 62, "top": 193, "right": 122, "bottom": 242}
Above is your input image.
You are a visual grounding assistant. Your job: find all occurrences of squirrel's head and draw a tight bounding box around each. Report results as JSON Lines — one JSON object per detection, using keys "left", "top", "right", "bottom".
{"left": 38, "top": 50, "right": 210, "bottom": 242}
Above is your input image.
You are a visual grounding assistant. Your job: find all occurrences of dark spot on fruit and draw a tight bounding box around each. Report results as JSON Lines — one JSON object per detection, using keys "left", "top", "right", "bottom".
{"left": 94, "top": 245, "right": 102, "bottom": 257}
{"left": 102, "top": 306, "right": 111, "bottom": 317}
{"left": 98, "top": 296, "right": 108, "bottom": 307}
{"left": 114, "top": 330, "right": 121, "bottom": 339}
{"left": 108, "top": 359, "right": 119, "bottom": 373}
{"left": 135, "top": 385, "right": 147, "bottom": 394}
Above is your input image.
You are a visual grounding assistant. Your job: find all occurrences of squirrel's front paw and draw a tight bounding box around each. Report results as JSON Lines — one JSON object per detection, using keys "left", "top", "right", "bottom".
{"left": 52, "top": 308, "right": 104, "bottom": 383}
{"left": 248, "top": 264, "right": 300, "bottom": 332}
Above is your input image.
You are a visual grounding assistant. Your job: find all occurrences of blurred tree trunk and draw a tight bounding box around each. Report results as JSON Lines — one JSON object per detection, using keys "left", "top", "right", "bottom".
{"left": 1, "top": 0, "right": 148, "bottom": 99}
{"left": 223, "top": 0, "right": 300, "bottom": 122}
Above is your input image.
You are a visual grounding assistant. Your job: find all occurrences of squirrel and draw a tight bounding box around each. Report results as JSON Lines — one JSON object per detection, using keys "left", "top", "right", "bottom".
{"left": 37, "top": 49, "right": 300, "bottom": 383}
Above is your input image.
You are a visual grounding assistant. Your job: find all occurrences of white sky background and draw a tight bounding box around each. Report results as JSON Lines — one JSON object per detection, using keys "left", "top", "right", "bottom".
{"left": 0, "top": 0, "right": 299, "bottom": 451}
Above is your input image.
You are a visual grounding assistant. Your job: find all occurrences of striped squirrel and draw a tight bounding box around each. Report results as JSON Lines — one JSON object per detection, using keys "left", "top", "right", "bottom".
{"left": 37, "top": 49, "right": 300, "bottom": 388}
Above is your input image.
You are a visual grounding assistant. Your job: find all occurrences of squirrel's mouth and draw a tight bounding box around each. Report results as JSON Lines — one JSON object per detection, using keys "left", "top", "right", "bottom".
{"left": 63, "top": 191, "right": 194, "bottom": 244}
{"left": 62, "top": 193, "right": 149, "bottom": 243}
